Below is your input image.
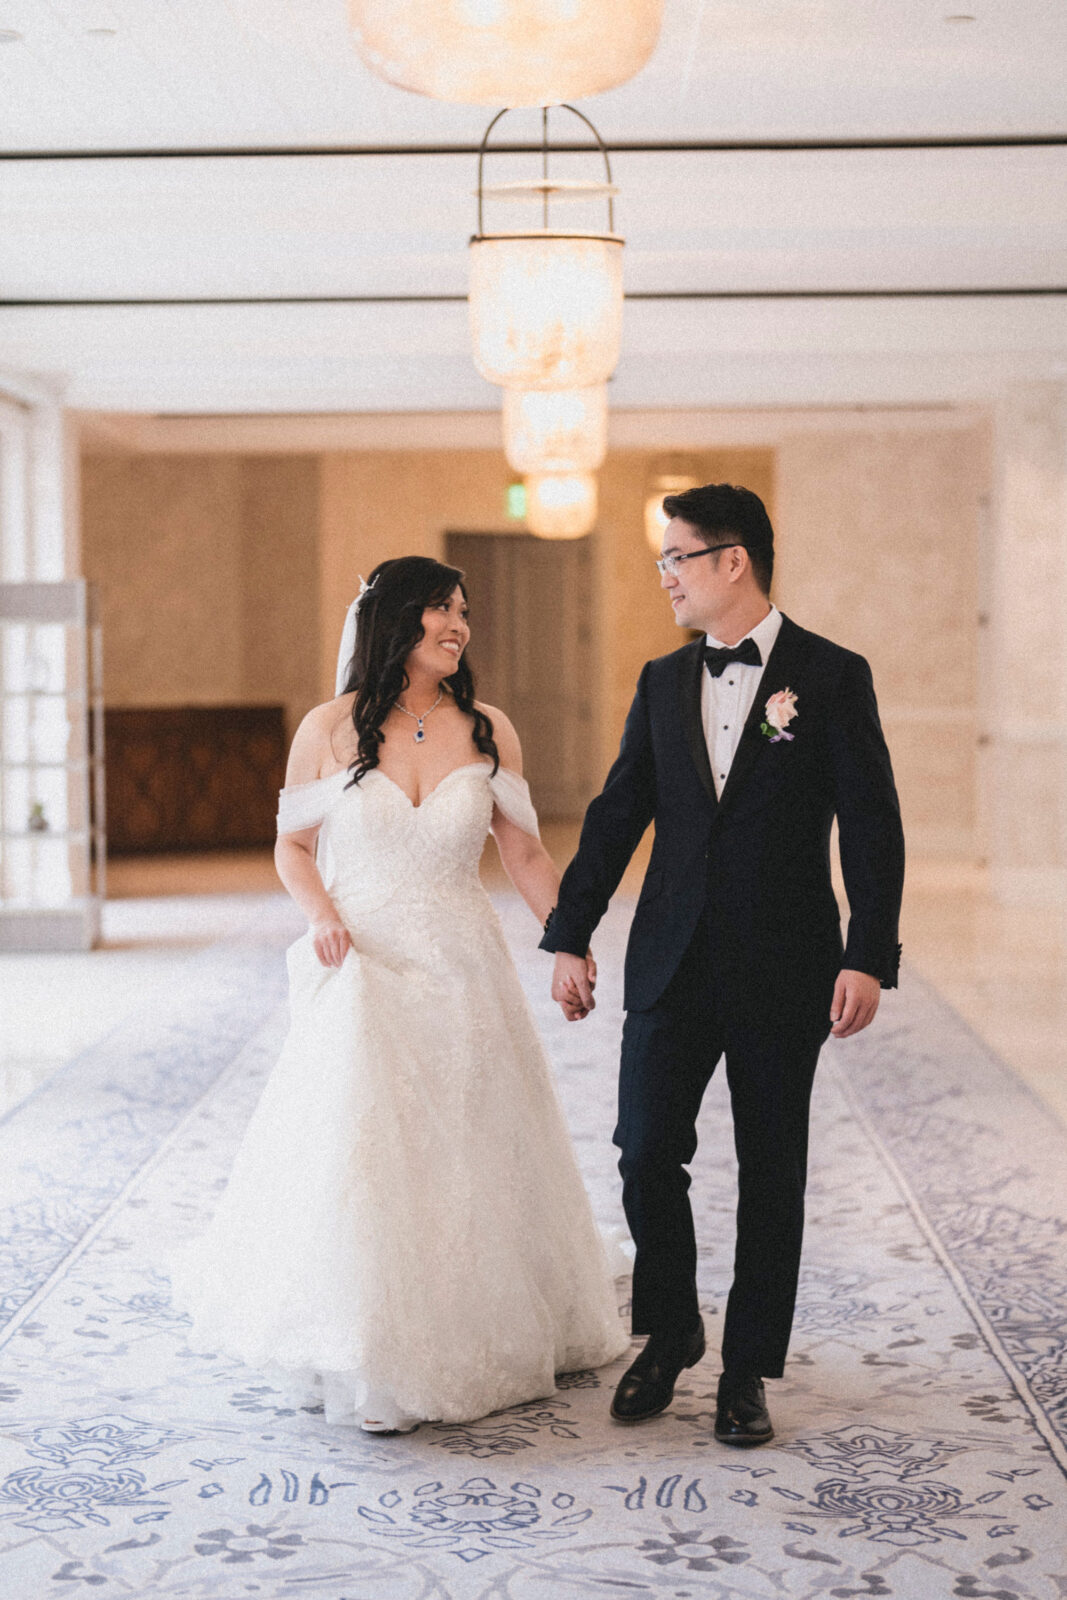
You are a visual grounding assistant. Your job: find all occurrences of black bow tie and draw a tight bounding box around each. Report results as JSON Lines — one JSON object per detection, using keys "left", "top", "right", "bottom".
{"left": 703, "top": 638, "right": 762, "bottom": 677}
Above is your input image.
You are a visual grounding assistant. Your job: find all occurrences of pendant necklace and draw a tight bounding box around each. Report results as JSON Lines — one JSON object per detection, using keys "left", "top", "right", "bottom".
{"left": 395, "top": 689, "right": 444, "bottom": 744}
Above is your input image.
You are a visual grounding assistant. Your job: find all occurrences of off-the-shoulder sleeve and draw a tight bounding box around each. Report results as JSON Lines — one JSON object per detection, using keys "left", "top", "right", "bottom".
{"left": 489, "top": 767, "right": 540, "bottom": 839}
{"left": 276, "top": 774, "right": 343, "bottom": 835}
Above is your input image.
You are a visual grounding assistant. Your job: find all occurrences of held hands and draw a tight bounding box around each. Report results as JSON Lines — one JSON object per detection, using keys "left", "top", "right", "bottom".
{"left": 551, "top": 950, "right": 597, "bottom": 1022}
{"left": 311, "top": 917, "right": 353, "bottom": 970}
{"left": 830, "top": 968, "right": 881, "bottom": 1038}
{"left": 551, "top": 955, "right": 882, "bottom": 1034}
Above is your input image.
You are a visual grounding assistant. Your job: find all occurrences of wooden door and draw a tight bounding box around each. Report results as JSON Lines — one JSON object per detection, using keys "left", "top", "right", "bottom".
{"left": 446, "top": 532, "right": 596, "bottom": 819}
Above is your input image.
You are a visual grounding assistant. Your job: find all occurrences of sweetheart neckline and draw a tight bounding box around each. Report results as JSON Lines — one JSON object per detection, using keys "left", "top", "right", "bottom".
{"left": 286, "top": 760, "right": 496, "bottom": 811}
{"left": 368, "top": 763, "right": 494, "bottom": 811}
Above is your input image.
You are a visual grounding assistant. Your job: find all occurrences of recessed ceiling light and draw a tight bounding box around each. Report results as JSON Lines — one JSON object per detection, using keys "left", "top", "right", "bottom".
{"left": 86, "top": 26, "right": 118, "bottom": 35}
{"left": 944, "top": 12, "right": 977, "bottom": 20}
{"left": 0, "top": 28, "right": 23, "bottom": 42}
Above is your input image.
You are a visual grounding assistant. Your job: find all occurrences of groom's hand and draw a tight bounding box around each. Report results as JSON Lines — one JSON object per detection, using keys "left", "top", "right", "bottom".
{"left": 830, "top": 969, "right": 881, "bottom": 1038}
{"left": 552, "top": 951, "right": 596, "bottom": 1022}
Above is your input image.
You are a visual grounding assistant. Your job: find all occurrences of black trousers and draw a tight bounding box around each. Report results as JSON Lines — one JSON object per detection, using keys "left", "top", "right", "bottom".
{"left": 614, "top": 913, "right": 831, "bottom": 1379}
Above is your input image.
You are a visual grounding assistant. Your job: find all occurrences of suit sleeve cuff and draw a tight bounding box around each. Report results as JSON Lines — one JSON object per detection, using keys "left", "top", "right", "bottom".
{"left": 879, "top": 943, "right": 902, "bottom": 990}
{"left": 843, "top": 939, "right": 902, "bottom": 990}
{"left": 539, "top": 907, "right": 591, "bottom": 957}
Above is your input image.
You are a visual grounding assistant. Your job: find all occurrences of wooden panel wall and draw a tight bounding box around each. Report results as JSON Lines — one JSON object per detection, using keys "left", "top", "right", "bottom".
{"left": 104, "top": 705, "right": 286, "bottom": 854}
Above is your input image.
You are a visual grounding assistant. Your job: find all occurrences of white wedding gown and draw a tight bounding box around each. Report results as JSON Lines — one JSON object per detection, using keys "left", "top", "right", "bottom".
{"left": 170, "top": 760, "right": 629, "bottom": 1429}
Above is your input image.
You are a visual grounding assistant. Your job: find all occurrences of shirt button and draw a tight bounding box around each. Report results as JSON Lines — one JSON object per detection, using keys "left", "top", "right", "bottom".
{"left": 728, "top": 678, "right": 735, "bottom": 685}
{"left": 723, "top": 724, "right": 729, "bottom": 730}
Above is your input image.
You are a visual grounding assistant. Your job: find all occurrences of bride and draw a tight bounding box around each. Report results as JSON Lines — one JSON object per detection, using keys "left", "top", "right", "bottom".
{"left": 170, "top": 554, "right": 629, "bottom": 1432}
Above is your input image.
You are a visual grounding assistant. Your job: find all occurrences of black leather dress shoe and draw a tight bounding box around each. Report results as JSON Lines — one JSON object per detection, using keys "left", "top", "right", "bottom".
{"left": 610, "top": 1319, "right": 706, "bottom": 1423}
{"left": 714, "top": 1371, "right": 774, "bottom": 1446}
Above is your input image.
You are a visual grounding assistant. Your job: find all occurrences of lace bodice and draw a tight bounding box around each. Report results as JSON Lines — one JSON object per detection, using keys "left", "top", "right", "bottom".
{"left": 276, "top": 763, "right": 539, "bottom": 918}
{"left": 173, "top": 754, "right": 627, "bottom": 1430}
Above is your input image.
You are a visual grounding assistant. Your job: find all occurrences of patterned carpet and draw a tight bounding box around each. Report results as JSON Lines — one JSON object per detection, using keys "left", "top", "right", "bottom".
{"left": 1, "top": 890, "right": 1066, "bottom": 1599}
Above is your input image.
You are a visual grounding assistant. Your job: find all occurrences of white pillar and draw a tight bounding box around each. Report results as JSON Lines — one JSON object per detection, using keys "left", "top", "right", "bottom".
{"left": 29, "top": 400, "right": 81, "bottom": 581}
{"left": 0, "top": 371, "right": 80, "bottom": 582}
{"left": 0, "top": 372, "right": 97, "bottom": 948}
{"left": 0, "top": 396, "right": 32, "bottom": 582}
{"left": 981, "top": 382, "right": 1067, "bottom": 907}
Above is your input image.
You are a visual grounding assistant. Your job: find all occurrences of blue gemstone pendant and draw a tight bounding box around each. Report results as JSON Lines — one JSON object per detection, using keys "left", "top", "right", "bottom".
{"left": 396, "top": 690, "right": 442, "bottom": 743}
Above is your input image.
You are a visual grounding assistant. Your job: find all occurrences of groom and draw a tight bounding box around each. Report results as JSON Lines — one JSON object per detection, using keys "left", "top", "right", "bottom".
{"left": 542, "top": 483, "right": 904, "bottom": 1444}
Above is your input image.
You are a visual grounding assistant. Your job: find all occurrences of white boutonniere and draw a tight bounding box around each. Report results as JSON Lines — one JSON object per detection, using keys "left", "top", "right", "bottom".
{"left": 760, "top": 688, "right": 798, "bottom": 743}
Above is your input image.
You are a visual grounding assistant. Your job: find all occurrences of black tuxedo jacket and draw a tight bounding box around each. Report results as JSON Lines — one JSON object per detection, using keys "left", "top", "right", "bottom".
{"left": 540, "top": 615, "right": 905, "bottom": 1018}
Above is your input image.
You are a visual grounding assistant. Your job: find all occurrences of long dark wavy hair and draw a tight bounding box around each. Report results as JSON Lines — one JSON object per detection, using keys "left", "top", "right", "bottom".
{"left": 340, "top": 555, "right": 498, "bottom": 785}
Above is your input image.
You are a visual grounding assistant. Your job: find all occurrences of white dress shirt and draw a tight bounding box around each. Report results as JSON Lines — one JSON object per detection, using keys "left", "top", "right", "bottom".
{"left": 701, "top": 605, "right": 783, "bottom": 798}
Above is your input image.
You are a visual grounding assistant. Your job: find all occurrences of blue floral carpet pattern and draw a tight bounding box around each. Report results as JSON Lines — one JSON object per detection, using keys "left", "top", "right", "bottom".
{"left": 1, "top": 892, "right": 1066, "bottom": 1599}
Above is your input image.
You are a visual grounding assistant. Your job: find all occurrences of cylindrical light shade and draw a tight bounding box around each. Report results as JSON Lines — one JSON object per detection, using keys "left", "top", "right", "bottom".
{"left": 644, "top": 474, "right": 699, "bottom": 553}
{"left": 470, "top": 234, "right": 623, "bottom": 389}
{"left": 503, "top": 386, "right": 607, "bottom": 474}
{"left": 349, "top": 1, "right": 664, "bottom": 107}
{"left": 526, "top": 472, "right": 597, "bottom": 539}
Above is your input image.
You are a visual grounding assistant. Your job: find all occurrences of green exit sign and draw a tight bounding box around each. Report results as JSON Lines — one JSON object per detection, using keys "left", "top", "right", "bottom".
{"left": 506, "top": 481, "right": 527, "bottom": 520}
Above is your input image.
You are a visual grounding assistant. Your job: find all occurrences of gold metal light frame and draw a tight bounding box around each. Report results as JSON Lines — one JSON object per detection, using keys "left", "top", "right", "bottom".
{"left": 469, "top": 105, "right": 625, "bottom": 391}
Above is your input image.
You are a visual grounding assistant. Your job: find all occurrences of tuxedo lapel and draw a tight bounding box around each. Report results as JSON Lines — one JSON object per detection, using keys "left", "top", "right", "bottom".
{"left": 679, "top": 639, "right": 717, "bottom": 804}
{"left": 715, "top": 615, "right": 807, "bottom": 816}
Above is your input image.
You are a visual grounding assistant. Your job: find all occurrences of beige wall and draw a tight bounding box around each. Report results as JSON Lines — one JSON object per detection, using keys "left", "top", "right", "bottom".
{"left": 775, "top": 427, "right": 985, "bottom": 857}
{"left": 318, "top": 451, "right": 516, "bottom": 698}
{"left": 239, "top": 457, "right": 321, "bottom": 731}
{"left": 982, "top": 383, "right": 1067, "bottom": 903}
{"left": 81, "top": 453, "right": 320, "bottom": 734}
{"left": 81, "top": 423, "right": 983, "bottom": 860}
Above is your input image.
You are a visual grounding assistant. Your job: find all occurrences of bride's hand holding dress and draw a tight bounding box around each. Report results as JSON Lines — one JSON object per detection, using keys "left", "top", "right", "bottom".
{"left": 272, "top": 699, "right": 354, "bottom": 971}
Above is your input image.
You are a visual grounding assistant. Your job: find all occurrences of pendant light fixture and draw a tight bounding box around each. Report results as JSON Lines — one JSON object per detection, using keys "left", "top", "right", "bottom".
{"left": 503, "top": 385, "right": 607, "bottom": 474}
{"left": 348, "top": 0, "right": 664, "bottom": 107}
{"left": 469, "top": 106, "right": 624, "bottom": 391}
{"left": 526, "top": 470, "right": 597, "bottom": 539}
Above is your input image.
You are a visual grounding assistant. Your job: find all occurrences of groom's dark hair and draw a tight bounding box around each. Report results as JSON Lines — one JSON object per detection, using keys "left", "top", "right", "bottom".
{"left": 661, "top": 483, "right": 774, "bottom": 595}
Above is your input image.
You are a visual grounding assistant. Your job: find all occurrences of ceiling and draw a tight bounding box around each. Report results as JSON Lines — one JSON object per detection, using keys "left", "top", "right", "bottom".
{"left": 0, "top": 0, "right": 1065, "bottom": 415}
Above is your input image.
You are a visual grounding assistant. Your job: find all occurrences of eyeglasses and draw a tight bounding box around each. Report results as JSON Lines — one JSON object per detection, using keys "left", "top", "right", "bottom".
{"left": 655, "top": 544, "right": 738, "bottom": 578}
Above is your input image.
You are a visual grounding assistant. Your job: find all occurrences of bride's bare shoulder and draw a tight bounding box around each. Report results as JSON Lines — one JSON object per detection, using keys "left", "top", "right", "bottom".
{"left": 286, "top": 695, "right": 356, "bottom": 784}
{"left": 297, "top": 694, "right": 356, "bottom": 742}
